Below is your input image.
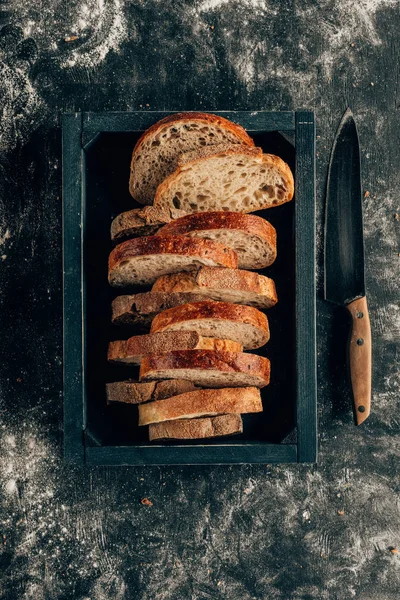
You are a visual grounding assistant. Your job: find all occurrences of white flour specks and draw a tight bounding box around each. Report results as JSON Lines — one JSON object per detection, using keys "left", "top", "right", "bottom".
{"left": 197, "top": 0, "right": 267, "bottom": 12}
{"left": 192, "top": 0, "right": 398, "bottom": 96}
{"left": 0, "top": 228, "right": 11, "bottom": 246}
{"left": 0, "top": 61, "right": 44, "bottom": 152}
{"left": 62, "top": 0, "right": 129, "bottom": 69}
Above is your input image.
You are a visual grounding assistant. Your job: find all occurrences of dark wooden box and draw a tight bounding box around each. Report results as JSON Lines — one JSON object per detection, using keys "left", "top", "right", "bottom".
{"left": 62, "top": 111, "right": 317, "bottom": 466}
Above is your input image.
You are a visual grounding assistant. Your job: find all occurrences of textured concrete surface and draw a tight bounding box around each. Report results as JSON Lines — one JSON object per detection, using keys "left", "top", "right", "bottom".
{"left": 0, "top": 1, "right": 399, "bottom": 598}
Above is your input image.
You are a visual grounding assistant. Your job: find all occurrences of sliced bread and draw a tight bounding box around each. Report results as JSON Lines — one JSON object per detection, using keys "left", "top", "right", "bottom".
{"left": 153, "top": 147, "right": 294, "bottom": 214}
{"left": 151, "top": 267, "right": 278, "bottom": 309}
{"left": 156, "top": 211, "right": 276, "bottom": 269}
{"left": 129, "top": 113, "right": 254, "bottom": 205}
{"left": 138, "top": 387, "right": 262, "bottom": 425}
{"left": 140, "top": 350, "right": 271, "bottom": 388}
{"left": 111, "top": 206, "right": 185, "bottom": 242}
{"left": 150, "top": 301, "right": 270, "bottom": 350}
{"left": 106, "top": 378, "right": 198, "bottom": 405}
{"left": 111, "top": 291, "right": 211, "bottom": 328}
{"left": 108, "top": 331, "right": 243, "bottom": 365}
{"left": 149, "top": 414, "right": 243, "bottom": 441}
{"left": 108, "top": 235, "right": 238, "bottom": 287}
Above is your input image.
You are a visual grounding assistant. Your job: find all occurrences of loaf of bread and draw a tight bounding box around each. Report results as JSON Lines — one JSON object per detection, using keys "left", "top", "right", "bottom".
{"left": 106, "top": 378, "right": 198, "bottom": 405}
{"left": 108, "top": 235, "right": 238, "bottom": 286}
{"left": 149, "top": 414, "right": 243, "bottom": 441}
{"left": 129, "top": 112, "right": 254, "bottom": 205}
{"left": 150, "top": 301, "right": 270, "bottom": 350}
{"left": 153, "top": 146, "right": 294, "bottom": 214}
{"left": 138, "top": 387, "right": 262, "bottom": 425}
{"left": 108, "top": 331, "right": 242, "bottom": 365}
{"left": 140, "top": 350, "right": 271, "bottom": 388}
{"left": 152, "top": 267, "right": 277, "bottom": 309}
{"left": 157, "top": 211, "right": 276, "bottom": 269}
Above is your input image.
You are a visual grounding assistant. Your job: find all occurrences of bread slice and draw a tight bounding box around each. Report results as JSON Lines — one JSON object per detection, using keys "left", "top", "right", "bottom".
{"left": 108, "top": 331, "right": 243, "bottom": 365}
{"left": 153, "top": 147, "right": 294, "bottom": 214}
{"left": 149, "top": 414, "right": 243, "bottom": 441}
{"left": 106, "top": 378, "right": 198, "bottom": 405}
{"left": 150, "top": 301, "right": 270, "bottom": 350}
{"left": 108, "top": 235, "right": 238, "bottom": 287}
{"left": 139, "top": 387, "right": 262, "bottom": 425}
{"left": 140, "top": 350, "right": 271, "bottom": 388}
{"left": 151, "top": 267, "right": 278, "bottom": 309}
{"left": 111, "top": 206, "right": 185, "bottom": 242}
{"left": 129, "top": 113, "right": 254, "bottom": 205}
{"left": 111, "top": 291, "right": 211, "bottom": 328}
{"left": 157, "top": 211, "right": 276, "bottom": 269}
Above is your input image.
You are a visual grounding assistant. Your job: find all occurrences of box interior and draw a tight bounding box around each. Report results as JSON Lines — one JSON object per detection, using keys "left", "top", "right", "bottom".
{"left": 83, "top": 129, "right": 296, "bottom": 446}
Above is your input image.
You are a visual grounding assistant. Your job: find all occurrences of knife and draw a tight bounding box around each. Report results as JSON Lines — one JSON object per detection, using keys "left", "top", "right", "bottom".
{"left": 324, "top": 108, "right": 372, "bottom": 425}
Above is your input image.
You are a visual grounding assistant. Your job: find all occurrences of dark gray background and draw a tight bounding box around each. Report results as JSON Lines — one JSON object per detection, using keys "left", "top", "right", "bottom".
{"left": 0, "top": 1, "right": 399, "bottom": 598}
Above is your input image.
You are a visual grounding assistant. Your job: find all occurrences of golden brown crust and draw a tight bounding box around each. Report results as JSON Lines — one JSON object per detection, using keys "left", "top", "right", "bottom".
{"left": 150, "top": 301, "right": 270, "bottom": 343}
{"left": 140, "top": 350, "right": 271, "bottom": 385}
{"left": 157, "top": 211, "right": 277, "bottom": 262}
{"left": 148, "top": 414, "right": 243, "bottom": 441}
{"left": 196, "top": 267, "right": 275, "bottom": 296}
{"left": 151, "top": 268, "right": 277, "bottom": 299}
{"left": 139, "top": 387, "right": 262, "bottom": 425}
{"left": 132, "top": 113, "right": 255, "bottom": 158}
{"left": 108, "top": 332, "right": 243, "bottom": 364}
{"left": 154, "top": 148, "right": 294, "bottom": 210}
{"left": 108, "top": 235, "right": 238, "bottom": 275}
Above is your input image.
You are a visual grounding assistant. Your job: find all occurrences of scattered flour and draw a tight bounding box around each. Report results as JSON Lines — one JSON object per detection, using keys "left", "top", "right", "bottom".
{"left": 61, "top": 0, "right": 129, "bottom": 69}
{"left": 191, "top": 0, "right": 398, "bottom": 92}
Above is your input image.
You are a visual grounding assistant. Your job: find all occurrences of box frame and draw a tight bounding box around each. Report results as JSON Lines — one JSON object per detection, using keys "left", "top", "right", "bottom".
{"left": 62, "top": 111, "right": 317, "bottom": 466}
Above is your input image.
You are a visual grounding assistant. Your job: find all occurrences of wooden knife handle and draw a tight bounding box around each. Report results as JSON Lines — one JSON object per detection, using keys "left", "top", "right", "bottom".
{"left": 346, "top": 296, "right": 372, "bottom": 425}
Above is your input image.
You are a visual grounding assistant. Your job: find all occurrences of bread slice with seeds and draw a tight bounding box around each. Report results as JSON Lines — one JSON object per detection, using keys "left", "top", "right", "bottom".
{"left": 129, "top": 113, "right": 254, "bottom": 205}
{"left": 108, "top": 235, "right": 238, "bottom": 287}
{"left": 149, "top": 414, "right": 243, "bottom": 441}
{"left": 153, "top": 147, "right": 294, "bottom": 214}
{"left": 140, "top": 350, "right": 271, "bottom": 388}
{"left": 108, "top": 331, "right": 243, "bottom": 365}
{"left": 157, "top": 211, "right": 276, "bottom": 269}
{"left": 150, "top": 301, "right": 270, "bottom": 350}
{"left": 151, "top": 267, "right": 277, "bottom": 309}
{"left": 138, "top": 387, "right": 262, "bottom": 425}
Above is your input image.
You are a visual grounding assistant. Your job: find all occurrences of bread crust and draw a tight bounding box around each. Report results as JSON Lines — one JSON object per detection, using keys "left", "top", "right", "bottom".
{"left": 139, "top": 387, "right": 262, "bottom": 425}
{"left": 111, "top": 292, "right": 212, "bottom": 327}
{"left": 132, "top": 113, "right": 255, "bottom": 158}
{"left": 153, "top": 148, "right": 294, "bottom": 212}
{"left": 149, "top": 414, "right": 243, "bottom": 440}
{"left": 151, "top": 267, "right": 277, "bottom": 308}
{"left": 108, "top": 332, "right": 243, "bottom": 364}
{"left": 111, "top": 206, "right": 184, "bottom": 241}
{"left": 108, "top": 235, "right": 238, "bottom": 278}
{"left": 150, "top": 301, "right": 270, "bottom": 347}
{"left": 140, "top": 350, "right": 271, "bottom": 387}
{"left": 157, "top": 211, "right": 277, "bottom": 267}
{"left": 106, "top": 379, "right": 197, "bottom": 405}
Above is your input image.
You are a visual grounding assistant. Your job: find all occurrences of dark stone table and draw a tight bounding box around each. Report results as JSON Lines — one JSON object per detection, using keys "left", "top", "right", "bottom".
{"left": 0, "top": 2, "right": 398, "bottom": 598}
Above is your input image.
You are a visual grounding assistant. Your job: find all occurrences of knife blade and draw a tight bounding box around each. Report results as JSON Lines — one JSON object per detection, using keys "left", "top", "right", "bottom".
{"left": 324, "top": 108, "right": 372, "bottom": 425}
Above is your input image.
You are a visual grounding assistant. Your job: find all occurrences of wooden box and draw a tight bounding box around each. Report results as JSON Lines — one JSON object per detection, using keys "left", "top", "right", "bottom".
{"left": 62, "top": 111, "right": 317, "bottom": 465}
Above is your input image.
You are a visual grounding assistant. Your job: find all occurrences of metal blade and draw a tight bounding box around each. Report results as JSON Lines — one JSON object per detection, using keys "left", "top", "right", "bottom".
{"left": 324, "top": 108, "right": 365, "bottom": 306}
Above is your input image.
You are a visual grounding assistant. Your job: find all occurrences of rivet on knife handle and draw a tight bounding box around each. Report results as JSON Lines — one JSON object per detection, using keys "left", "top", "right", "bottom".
{"left": 346, "top": 296, "right": 372, "bottom": 425}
